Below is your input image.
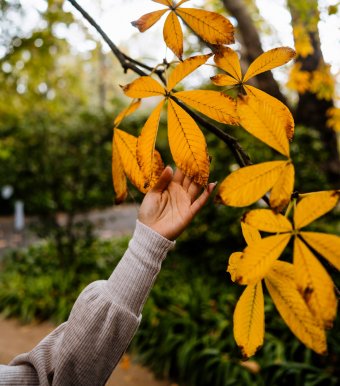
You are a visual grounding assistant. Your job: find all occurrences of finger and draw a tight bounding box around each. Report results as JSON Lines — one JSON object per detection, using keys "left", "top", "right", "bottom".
{"left": 187, "top": 181, "right": 201, "bottom": 203}
{"left": 151, "top": 166, "right": 173, "bottom": 193}
{"left": 190, "top": 182, "right": 217, "bottom": 215}
{"left": 183, "top": 174, "right": 192, "bottom": 191}
{"left": 172, "top": 168, "right": 185, "bottom": 185}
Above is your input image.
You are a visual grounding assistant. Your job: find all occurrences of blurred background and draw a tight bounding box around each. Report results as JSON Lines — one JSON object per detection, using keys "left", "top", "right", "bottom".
{"left": 0, "top": 1, "right": 339, "bottom": 385}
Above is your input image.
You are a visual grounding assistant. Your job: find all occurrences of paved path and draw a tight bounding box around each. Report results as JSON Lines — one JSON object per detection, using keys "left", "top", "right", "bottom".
{"left": 0, "top": 204, "right": 139, "bottom": 257}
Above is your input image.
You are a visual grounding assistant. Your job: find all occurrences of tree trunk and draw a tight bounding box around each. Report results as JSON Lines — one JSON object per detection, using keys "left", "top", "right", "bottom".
{"left": 287, "top": 0, "right": 340, "bottom": 184}
{"left": 222, "top": 0, "right": 287, "bottom": 104}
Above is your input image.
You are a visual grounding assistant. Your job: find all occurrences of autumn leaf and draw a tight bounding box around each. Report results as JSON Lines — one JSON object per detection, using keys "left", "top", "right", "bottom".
{"left": 167, "top": 98, "right": 209, "bottom": 185}
{"left": 243, "top": 47, "right": 296, "bottom": 82}
{"left": 217, "top": 161, "right": 287, "bottom": 207}
{"left": 122, "top": 76, "right": 165, "bottom": 98}
{"left": 175, "top": 8, "right": 234, "bottom": 45}
{"left": 242, "top": 209, "right": 292, "bottom": 233}
{"left": 131, "top": 9, "right": 168, "bottom": 32}
{"left": 213, "top": 46, "right": 242, "bottom": 82}
{"left": 137, "top": 100, "right": 165, "bottom": 187}
{"left": 112, "top": 133, "right": 127, "bottom": 204}
{"left": 300, "top": 231, "right": 340, "bottom": 271}
{"left": 294, "top": 190, "right": 340, "bottom": 229}
{"left": 174, "top": 90, "right": 238, "bottom": 125}
{"left": 265, "top": 261, "right": 327, "bottom": 355}
{"left": 233, "top": 282, "right": 265, "bottom": 358}
{"left": 114, "top": 129, "right": 148, "bottom": 193}
{"left": 235, "top": 233, "right": 291, "bottom": 285}
{"left": 167, "top": 54, "right": 211, "bottom": 91}
{"left": 114, "top": 100, "right": 141, "bottom": 128}
{"left": 227, "top": 252, "right": 243, "bottom": 282}
{"left": 294, "top": 237, "right": 337, "bottom": 329}
{"left": 163, "top": 11, "right": 183, "bottom": 59}
{"left": 270, "top": 161, "right": 295, "bottom": 210}
{"left": 132, "top": 1, "right": 234, "bottom": 58}
{"left": 237, "top": 87, "right": 291, "bottom": 157}
{"left": 241, "top": 222, "right": 261, "bottom": 246}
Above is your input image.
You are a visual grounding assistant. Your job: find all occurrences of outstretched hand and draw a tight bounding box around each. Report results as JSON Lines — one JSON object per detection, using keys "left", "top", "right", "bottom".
{"left": 138, "top": 166, "right": 217, "bottom": 240}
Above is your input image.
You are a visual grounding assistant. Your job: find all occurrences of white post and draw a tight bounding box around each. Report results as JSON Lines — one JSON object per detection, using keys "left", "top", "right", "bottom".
{"left": 14, "top": 200, "right": 25, "bottom": 231}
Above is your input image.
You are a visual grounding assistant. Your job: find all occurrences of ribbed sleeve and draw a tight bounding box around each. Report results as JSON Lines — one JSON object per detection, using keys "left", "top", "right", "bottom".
{"left": 0, "top": 221, "right": 175, "bottom": 386}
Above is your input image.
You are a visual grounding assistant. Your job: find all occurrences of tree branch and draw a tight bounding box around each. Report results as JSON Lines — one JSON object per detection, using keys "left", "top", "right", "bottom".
{"left": 67, "top": 0, "right": 251, "bottom": 168}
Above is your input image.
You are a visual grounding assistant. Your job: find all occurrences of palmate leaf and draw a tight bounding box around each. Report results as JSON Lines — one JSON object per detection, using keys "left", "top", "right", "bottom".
{"left": 167, "top": 54, "right": 211, "bottom": 91}
{"left": 176, "top": 8, "right": 234, "bottom": 46}
{"left": 300, "top": 231, "right": 340, "bottom": 270}
{"left": 238, "top": 87, "right": 291, "bottom": 157}
{"left": 233, "top": 282, "right": 264, "bottom": 358}
{"left": 294, "top": 190, "right": 340, "bottom": 229}
{"left": 114, "top": 100, "right": 141, "bottom": 128}
{"left": 122, "top": 76, "right": 165, "bottom": 98}
{"left": 167, "top": 98, "right": 210, "bottom": 185}
{"left": 243, "top": 47, "right": 296, "bottom": 82}
{"left": 112, "top": 133, "right": 127, "bottom": 204}
{"left": 265, "top": 261, "right": 327, "bottom": 355}
{"left": 217, "top": 161, "right": 287, "bottom": 207}
{"left": 245, "top": 86, "right": 295, "bottom": 141}
{"left": 210, "top": 73, "right": 239, "bottom": 87}
{"left": 213, "top": 46, "right": 242, "bottom": 82}
{"left": 235, "top": 233, "right": 291, "bottom": 285}
{"left": 270, "top": 161, "right": 295, "bottom": 210}
{"left": 241, "top": 222, "right": 261, "bottom": 246}
{"left": 137, "top": 100, "right": 164, "bottom": 187}
{"left": 163, "top": 11, "right": 183, "bottom": 59}
{"left": 131, "top": 9, "right": 168, "bottom": 32}
{"left": 294, "top": 237, "right": 337, "bottom": 329}
{"left": 242, "top": 209, "right": 292, "bottom": 233}
{"left": 174, "top": 90, "right": 238, "bottom": 125}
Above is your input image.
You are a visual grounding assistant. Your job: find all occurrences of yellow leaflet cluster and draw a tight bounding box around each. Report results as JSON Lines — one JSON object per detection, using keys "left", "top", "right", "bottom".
{"left": 131, "top": 0, "right": 234, "bottom": 59}
{"left": 228, "top": 191, "right": 339, "bottom": 358}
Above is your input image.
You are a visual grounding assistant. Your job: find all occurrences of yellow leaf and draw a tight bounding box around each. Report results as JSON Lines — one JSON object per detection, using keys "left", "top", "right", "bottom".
{"left": 236, "top": 234, "right": 291, "bottom": 285}
{"left": 294, "top": 237, "right": 337, "bottom": 329}
{"left": 167, "top": 54, "right": 211, "bottom": 91}
{"left": 176, "top": 8, "right": 234, "bottom": 45}
{"left": 131, "top": 9, "right": 168, "bottom": 32}
{"left": 163, "top": 11, "right": 183, "bottom": 59}
{"left": 112, "top": 134, "right": 127, "bottom": 204}
{"left": 245, "top": 85, "right": 295, "bottom": 141}
{"left": 227, "top": 252, "right": 243, "bottom": 282}
{"left": 152, "top": 0, "right": 172, "bottom": 6}
{"left": 238, "top": 88, "right": 290, "bottom": 156}
{"left": 210, "top": 74, "right": 240, "bottom": 87}
{"left": 217, "top": 161, "right": 286, "bottom": 207}
{"left": 214, "top": 46, "right": 242, "bottom": 82}
{"left": 265, "top": 261, "right": 327, "bottom": 355}
{"left": 174, "top": 90, "right": 238, "bottom": 125}
{"left": 300, "top": 232, "right": 340, "bottom": 271}
{"left": 114, "top": 129, "right": 147, "bottom": 193}
{"left": 243, "top": 47, "right": 296, "bottom": 83}
{"left": 167, "top": 99, "right": 210, "bottom": 185}
{"left": 137, "top": 100, "right": 164, "bottom": 187}
{"left": 176, "top": 0, "right": 190, "bottom": 6}
{"left": 241, "top": 222, "right": 261, "bottom": 246}
{"left": 242, "top": 209, "right": 293, "bottom": 233}
{"left": 114, "top": 100, "right": 141, "bottom": 127}
{"left": 122, "top": 76, "right": 165, "bottom": 98}
{"left": 270, "top": 161, "right": 295, "bottom": 210}
{"left": 294, "top": 191, "right": 340, "bottom": 229}
{"left": 233, "top": 282, "right": 265, "bottom": 359}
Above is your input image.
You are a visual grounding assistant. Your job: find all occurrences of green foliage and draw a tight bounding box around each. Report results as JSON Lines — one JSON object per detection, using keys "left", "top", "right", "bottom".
{"left": 0, "top": 236, "right": 129, "bottom": 323}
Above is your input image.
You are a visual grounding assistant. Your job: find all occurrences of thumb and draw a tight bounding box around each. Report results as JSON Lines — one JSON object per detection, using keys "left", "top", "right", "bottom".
{"left": 151, "top": 166, "right": 173, "bottom": 193}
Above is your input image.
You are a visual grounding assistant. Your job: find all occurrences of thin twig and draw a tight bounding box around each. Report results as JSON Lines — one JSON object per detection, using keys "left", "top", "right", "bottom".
{"left": 67, "top": 0, "right": 252, "bottom": 168}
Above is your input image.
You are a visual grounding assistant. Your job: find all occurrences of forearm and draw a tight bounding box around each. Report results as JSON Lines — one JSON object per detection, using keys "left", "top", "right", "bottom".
{"left": 2, "top": 221, "right": 175, "bottom": 386}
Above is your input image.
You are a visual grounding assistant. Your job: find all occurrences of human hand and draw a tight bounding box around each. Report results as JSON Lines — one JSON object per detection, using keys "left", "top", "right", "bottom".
{"left": 138, "top": 166, "right": 217, "bottom": 240}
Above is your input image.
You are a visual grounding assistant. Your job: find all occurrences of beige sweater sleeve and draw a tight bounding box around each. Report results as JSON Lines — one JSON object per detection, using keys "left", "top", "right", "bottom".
{"left": 0, "top": 220, "right": 175, "bottom": 386}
